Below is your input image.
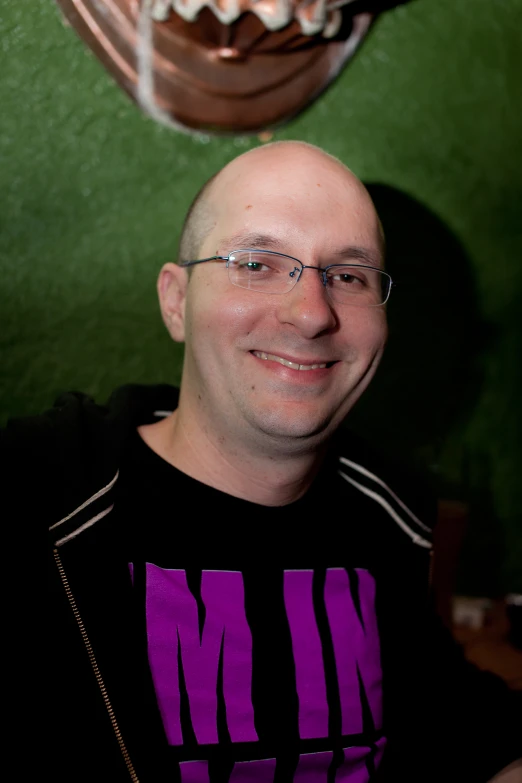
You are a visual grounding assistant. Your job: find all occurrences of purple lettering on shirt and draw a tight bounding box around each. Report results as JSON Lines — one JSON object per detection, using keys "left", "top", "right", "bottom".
{"left": 229, "top": 757, "right": 276, "bottom": 782}
{"left": 336, "top": 746, "right": 369, "bottom": 783}
{"left": 145, "top": 565, "right": 258, "bottom": 745}
{"left": 180, "top": 760, "right": 210, "bottom": 783}
{"left": 202, "top": 571, "right": 258, "bottom": 743}
{"left": 145, "top": 567, "right": 190, "bottom": 745}
{"left": 294, "top": 750, "right": 333, "bottom": 782}
{"left": 374, "top": 735, "right": 386, "bottom": 767}
{"left": 324, "top": 569, "right": 382, "bottom": 735}
{"left": 336, "top": 737, "right": 386, "bottom": 782}
{"left": 284, "top": 570, "right": 329, "bottom": 739}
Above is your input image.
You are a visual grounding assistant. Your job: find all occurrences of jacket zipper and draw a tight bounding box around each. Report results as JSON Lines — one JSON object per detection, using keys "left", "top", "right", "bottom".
{"left": 53, "top": 548, "right": 140, "bottom": 782}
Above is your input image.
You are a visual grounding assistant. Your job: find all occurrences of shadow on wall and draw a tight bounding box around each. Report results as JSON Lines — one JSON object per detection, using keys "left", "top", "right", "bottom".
{"left": 346, "top": 184, "right": 505, "bottom": 594}
{"left": 348, "top": 183, "right": 489, "bottom": 466}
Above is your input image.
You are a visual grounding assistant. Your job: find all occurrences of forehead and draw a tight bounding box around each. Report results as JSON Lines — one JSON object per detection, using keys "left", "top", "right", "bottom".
{"left": 203, "top": 155, "right": 381, "bottom": 259}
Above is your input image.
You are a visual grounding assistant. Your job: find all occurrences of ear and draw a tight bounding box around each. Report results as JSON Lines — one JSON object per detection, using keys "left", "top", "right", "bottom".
{"left": 157, "top": 262, "right": 188, "bottom": 342}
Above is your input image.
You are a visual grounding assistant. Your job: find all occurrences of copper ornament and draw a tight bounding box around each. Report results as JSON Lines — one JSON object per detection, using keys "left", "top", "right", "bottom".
{"left": 56, "top": 0, "right": 382, "bottom": 134}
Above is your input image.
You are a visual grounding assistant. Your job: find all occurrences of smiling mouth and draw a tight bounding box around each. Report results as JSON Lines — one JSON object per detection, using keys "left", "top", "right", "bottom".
{"left": 251, "top": 351, "right": 335, "bottom": 371}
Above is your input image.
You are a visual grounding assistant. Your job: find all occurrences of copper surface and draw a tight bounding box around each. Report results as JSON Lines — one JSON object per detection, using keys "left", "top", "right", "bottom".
{"left": 55, "top": 0, "right": 378, "bottom": 134}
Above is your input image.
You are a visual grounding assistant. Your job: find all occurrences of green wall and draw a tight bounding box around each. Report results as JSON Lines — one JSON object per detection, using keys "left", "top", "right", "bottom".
{"left": 1, "top": 1, "right": 521, "bottom": 591}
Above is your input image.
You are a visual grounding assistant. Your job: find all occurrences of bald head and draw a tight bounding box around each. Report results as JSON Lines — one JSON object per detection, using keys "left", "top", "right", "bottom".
{"left": 178, "top": 141, "right": 384, "bottom": 264}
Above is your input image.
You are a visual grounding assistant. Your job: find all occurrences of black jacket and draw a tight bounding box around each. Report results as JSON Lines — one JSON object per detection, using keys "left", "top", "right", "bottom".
{"left": 3, "top": 385, "right": 520, "bottom": 782}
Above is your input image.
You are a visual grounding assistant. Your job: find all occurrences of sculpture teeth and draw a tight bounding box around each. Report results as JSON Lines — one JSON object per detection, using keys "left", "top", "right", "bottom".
{"left": 152, "top": 0, "right": 346, "bottom": 37}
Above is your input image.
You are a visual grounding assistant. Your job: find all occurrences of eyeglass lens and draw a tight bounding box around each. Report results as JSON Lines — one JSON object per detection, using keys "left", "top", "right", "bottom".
{"left": 228, "top": 251, "right": 390, "bottom": 306}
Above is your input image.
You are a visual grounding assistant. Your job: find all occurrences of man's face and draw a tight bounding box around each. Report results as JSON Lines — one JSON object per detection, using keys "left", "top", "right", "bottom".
{"left": 180, "top": 149, "right": 387, "bottom": 448}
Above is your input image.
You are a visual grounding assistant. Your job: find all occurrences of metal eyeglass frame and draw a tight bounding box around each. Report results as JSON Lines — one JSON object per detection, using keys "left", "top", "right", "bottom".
{"left": 180, "top": 248, "right": 393, "bottom": 306}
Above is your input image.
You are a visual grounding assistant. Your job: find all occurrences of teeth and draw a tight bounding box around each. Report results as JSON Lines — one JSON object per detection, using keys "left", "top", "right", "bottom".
{"left": 253, "top": 351, "right": 327, "bottom": 371}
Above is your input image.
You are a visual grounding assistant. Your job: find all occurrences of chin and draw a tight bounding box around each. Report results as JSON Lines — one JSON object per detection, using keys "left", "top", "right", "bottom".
{"left": 249, "top": 408, "right": 337, "bottom": 445}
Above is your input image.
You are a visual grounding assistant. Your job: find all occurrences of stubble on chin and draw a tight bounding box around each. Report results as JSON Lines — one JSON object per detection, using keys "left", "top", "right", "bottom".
{"left": 235, "top": 396, "right": 343, "bottom": 455}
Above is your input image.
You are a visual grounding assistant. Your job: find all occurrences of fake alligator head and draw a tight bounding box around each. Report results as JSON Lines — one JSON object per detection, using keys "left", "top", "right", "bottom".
{"left": 56, "top": 0, "right": 405, "bottom": 134}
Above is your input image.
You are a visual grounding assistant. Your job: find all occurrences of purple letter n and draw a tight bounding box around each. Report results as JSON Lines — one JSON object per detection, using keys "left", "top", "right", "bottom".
{"left": 284, "top": 568, "right": 382, "bottom": 740}
{"left": 145, "top": 566, "right": 258, "bottom": 746}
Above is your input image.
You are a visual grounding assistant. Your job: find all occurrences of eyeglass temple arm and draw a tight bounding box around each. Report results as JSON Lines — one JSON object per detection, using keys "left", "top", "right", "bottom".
{"left": 180, "top": 256, "right": 228, "bottom": 268}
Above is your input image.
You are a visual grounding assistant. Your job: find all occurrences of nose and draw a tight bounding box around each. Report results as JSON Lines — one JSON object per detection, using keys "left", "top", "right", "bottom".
{"left": 277, "top": 267, "right": 337, "bottom": 338}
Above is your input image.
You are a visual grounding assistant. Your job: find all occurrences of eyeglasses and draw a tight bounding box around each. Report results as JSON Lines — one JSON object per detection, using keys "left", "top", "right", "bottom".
{"left": 180, "top": 249, "right": 392, "bottom": 307}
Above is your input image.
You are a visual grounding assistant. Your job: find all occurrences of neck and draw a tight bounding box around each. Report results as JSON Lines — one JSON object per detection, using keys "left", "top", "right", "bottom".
{"left": 138, "top": 401, "right": 327, "bottom": 507}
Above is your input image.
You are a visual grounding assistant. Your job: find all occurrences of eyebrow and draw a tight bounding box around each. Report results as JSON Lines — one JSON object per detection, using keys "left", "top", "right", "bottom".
{"left": 219, "top": 232, "right": 383, "bottom": 268}
{"left": 334, "top": 246, "right": 383, "bottom": 267}
{"left": 219, "top": 232, "right": 286, "bottom": 253}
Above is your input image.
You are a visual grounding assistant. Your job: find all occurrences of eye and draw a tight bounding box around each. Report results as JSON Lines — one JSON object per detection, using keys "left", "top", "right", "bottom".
{"left": 329, "top": 270, "right": 367, "bottom": 287}
{"left": 234, "top": 252, "right": 286, "bottom": 275}
{"left": 243, "top": 260, "right": 269, "bottom": 272}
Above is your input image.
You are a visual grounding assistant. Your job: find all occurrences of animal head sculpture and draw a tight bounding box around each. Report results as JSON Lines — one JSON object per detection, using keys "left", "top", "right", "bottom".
{"left": 56, "top": 0, "right": 406, "bottom": 134}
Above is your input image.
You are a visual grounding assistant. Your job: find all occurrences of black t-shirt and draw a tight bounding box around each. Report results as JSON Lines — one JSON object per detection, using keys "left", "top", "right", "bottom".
{"left": 120, "top": 427, "right": 393, "bottom": 782}
{"left": 35, "top": 383, "right": 521, "bottom": 782}
{"left": 118, "top": 426, "right": 522, "bottom": 783}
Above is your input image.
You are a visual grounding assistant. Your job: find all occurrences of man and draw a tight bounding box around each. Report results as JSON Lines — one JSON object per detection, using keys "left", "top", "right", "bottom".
{"left": 6, "top": 142, "right": 520, "bottom": 781}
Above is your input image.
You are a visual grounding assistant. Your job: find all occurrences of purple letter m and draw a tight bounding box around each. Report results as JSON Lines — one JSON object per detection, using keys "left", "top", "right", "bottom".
{"left": 145, "top": 565, "right": 258, "bottom": 746}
